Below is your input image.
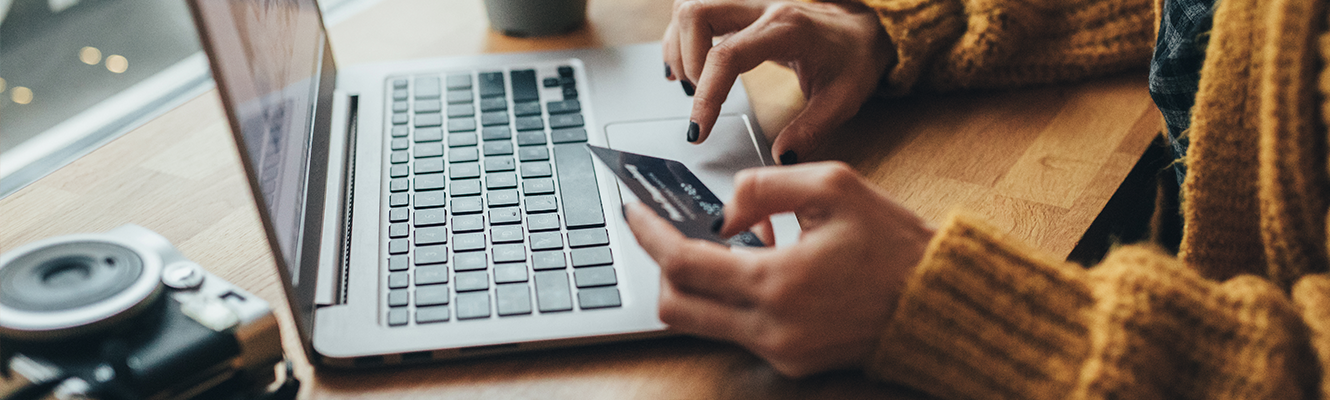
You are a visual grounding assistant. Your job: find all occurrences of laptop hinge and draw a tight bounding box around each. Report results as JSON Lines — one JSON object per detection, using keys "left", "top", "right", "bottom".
{"left": 314, "top": 94, "right": 358, "bottom": 306}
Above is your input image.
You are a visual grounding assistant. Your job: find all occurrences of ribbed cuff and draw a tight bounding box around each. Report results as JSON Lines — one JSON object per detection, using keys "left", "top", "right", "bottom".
{"left": 868, "top": 213, "right": 1095, "bottom": 400}
{"left": 857, "top": 0, "right": 966, "bottom": 97}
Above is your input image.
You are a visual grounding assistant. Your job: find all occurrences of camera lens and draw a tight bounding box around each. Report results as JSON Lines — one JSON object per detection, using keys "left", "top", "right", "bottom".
{"left": 0, "top": 241, "right": 158, "bottom": 339}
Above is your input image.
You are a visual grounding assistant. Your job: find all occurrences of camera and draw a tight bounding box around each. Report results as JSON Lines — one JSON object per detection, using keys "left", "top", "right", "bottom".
{"left": 0, "top": 225, "right": 295, "bottom": 400}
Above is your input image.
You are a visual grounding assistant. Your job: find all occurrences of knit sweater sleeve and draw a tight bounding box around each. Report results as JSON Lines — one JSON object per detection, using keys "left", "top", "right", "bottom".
{"left": 841, "top": 0, "right": 1156, "bottom": 96}
{"left": 869, "top": 213, "right": 1321, "bottom": 400}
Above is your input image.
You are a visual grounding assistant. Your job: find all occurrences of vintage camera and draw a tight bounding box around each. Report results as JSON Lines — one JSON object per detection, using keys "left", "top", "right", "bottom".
{"left": 0, "top": 225, "right": 296, "bottom": 400}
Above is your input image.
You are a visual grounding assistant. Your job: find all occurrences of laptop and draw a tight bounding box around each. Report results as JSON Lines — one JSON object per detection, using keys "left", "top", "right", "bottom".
{"left": 186, "top": 0, "right": 798, "bottom": 367}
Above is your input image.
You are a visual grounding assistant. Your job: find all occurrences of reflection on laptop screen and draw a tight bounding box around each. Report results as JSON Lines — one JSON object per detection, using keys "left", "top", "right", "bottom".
{"left": 193, "top": 0, "right": 326, "bottom": 284}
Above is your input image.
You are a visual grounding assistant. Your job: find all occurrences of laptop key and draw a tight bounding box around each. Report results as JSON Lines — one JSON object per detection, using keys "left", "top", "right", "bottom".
{"left": 553, "top": 144, "right": 605, "bottom": 228}
{"left": 450, "top": 163, "right": 481, "bottom": 179}
{"left": 414, "top": 143, "right": 443, "bottom": 158}
{"left": 527, "top": 214, "right": 560, "bottom": 231}
{"left": 571, "top": 246, "right": 613, "bottom": 267}
{"left": 532, "top": 250, "right": 566, "bottom": 270}
{"left": 390, "top": 178, "right": 410, "bottom": 192}
{"left": 415, "top": 226, "right": 448, "bottom": 245}
{"left": 482, "top": 126, "right": 512, "bottom": 141}
{"left": 480, "top": 97, "right": 507, "bottom": 112}
{"left": 390, "top": 165, "right": 409, "bottom": 178}
{"left": 497, "top": 283, "right": 533, "bottom": 316}
{"left": 568, "top": 228, "right": 610, "bottom": 247}
{"left": 415, "top": 244, "right": 448, "bottom": 265}
{"left": 549, "top": 114, "right": 583, "bottom": 129}
{"left": 415, "top": 174, "right": 446, "bottom": 191}
{"left": 484, "top": 156, "right": 516, "bottom": 172}
{"left": 416, "top": 266, "right": 448, "bottom": 285}
{"left": 481, "top": 111, "right": 509, "bottom": 126}
{"left": 415, "top": 76, "right": 440, "bottom": 99}
{"left": 562, "top": 87, "right": 578, "bottom": 100}
{"left": 389, "top": 238, "right": 408, "bottom": 254}
{"left": 488, "top": 189, "right": 519, "bottom": 207}
{"left": 517, "top": 146, "right": 549, "bottom": 161}
{"left": 388, "top": 290, "right": 409, "bottom": 307}
{"left": 447, "top": 104, "right": 474, "bottom": 118}
{"left": 449, "top": 147, "right": 479, "bottom": 163}
{"left": 510, "top": 69, "right": 538, "bottom": 102}
{"left": 416, "top": 99, "right": 442, "bottom": 113}
{"left": 534, "top": 271, "right": 573, "bottom": 312}
{"left": 456, "top": 292, "right": 492, "bottom": 320}
{"left": 449, "top": 132, "right": 478, "bottom": 147}
{"left": 525, "top": 195, "right": 558, "bottom": 213}
{"left": 446, "top": 73, "right": 471, "bottom": 90}
{"left": 517, "top": 131, "right": 546, "bottom": 146}
{"left": 393, "top": 100, "right": 408, "bottom": 113}
{"left": 452, "top": 179, "right": 482, "bottom": 196}
{"left": 529, "top": 231, "right": 563, "bottom": 251}
{"left": 415, "top": 113, "right": 442, "bottom": 127}
{"left": 551, "top": 128, "right": 588, "bottom": 144}
{"left": 514, "top": 116, "right": 543, "bottom": 131}
{"left": 389, "top": 208, "right": 409, "bottom": 223}
{"left": 478, "top": 71, "right": 505, "bottom": 98}
{"left": 391, "top": 138, "right": 409, "bottom": 150}
{"left": 546, "top": 99, "right": 580, "bottom": 114}
{"left": 455, "top": 271, "right": 489, "bottom": 292}
{"left": 389, "top": 272, "right": 409, "bottom": 289}
{"left": 446, "top": 90, "right": 472, "bottom": 104}
{"left": 490, "top": 207, "right": 522, "bottom": 225}
{"left": 388, "top": 255, "right": 409, "bottom": 271}
{"left": 574, "top": 266, "right": 617, "bottom": 288}
{"left": 391, "top": 125, "right": 409, "bottom": 137}
{"left": 452, "top": 214, "right": 484, "bottom": 232}
{"left": 415, "top": 127, "right": 443, "bottom": 143}
{"left": 493, "top": 244, "right": 526, "bottom": 263}
{"left": 392, "top": 89, "right": 408, "bottom": 101}
{"left": 389, "top": 223, "right": 409, "bottom": 238}
{"left": 494, "top": 262, "right": 528, "bottom": 283}
{"left": 416, "top": 306, "right": 450, "bottom": 324}
{"left": 486, "top": 173, "right": 517, "bottom": 189}
{"left": 448, "top": 117, "right": 477, "bottom": 132}
{"left": 523, "top": 178, "right": 555, "bottom": 195}
{"left": 558, "top": 65, "right": 574, "bottom": 78}
{"left": 416, "top": 158, "right": 443, "bottom": 174}
{"left": 484, "top": 141, "right": 514, "bottom": 156}
{"left": 491, "top": 225, "right": 524, "bottom": 243}
{"left": 391, "top": 151, "right": 409, "bottom": 164}
{"left": 520, "top": 162, "right": 552, "bottom": 178}
{"left": 416, "top": 209, "right": 446, "bottom": 226}
{"left": 578, "top": 287, "right": 622, "bottom": 309}
{"left": 453, "top": 251, "right": 487, "bottom": 271}
{"left": 513, "top": 101, "right": 541, "bottom": 117}
{"left": 452, "top": 197, "right": 483, "bottom": 214}
{"left": 389, "top": 308, "right": 409, "bottom": 326}
{"left": 415, "top": 190, "right": 446, "bottom": 209}
{"left": 453, "top": 233, "right": 486, "bottom": 251}
{"left": 416, "top": 285, "right": 450, "bottom": 306}
{"left": 393, "top": 113, "right": 409, "bottom": 125}
{"left": 543, "top": 77, "right": 560, "bottom": 88}
{"left": 393, "top": 78, "right": 408, "bottom": 89}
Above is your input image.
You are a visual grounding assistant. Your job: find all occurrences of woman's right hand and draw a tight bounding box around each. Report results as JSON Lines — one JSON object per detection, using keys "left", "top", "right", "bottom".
{"left": 662, "top": 0, "right": 895, "bottom": 164}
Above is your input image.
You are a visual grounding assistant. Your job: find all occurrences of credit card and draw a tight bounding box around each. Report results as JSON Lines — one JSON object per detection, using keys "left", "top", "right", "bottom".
{"left": 588, "top": 144, "right": 764, "bottom": 247}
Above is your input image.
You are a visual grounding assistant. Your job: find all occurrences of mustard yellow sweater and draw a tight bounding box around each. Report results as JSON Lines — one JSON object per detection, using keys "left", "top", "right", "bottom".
{"left": 847, "top": 0, "right": 1330, "bottom": 398}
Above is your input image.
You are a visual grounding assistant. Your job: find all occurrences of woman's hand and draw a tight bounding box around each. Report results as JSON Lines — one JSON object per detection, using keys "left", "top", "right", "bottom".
{"left": 663, "top": 0, "right": 894, "bottom": 164}
{"left": 624, "top": 162, "right": 934, "bottom": 376}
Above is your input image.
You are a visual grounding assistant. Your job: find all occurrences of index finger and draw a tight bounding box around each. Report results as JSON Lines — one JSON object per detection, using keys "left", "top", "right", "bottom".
{"left": 689, "top": 12, "right": 795, "bottom": 144}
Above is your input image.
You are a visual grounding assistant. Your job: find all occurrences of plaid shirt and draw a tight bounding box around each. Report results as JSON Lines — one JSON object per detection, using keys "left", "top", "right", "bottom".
{"left": 1149, "top": 0, "right": 1216, "bottom": 185}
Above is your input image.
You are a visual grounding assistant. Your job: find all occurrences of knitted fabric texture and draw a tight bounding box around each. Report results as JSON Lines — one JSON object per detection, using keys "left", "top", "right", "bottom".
{"left": 850, "top": 0, "right": 1330, "bottom": 398}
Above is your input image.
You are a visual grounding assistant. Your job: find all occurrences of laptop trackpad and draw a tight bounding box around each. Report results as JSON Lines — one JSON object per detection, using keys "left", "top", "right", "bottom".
{"left": 603, "top": 115, "right": 765, "bottom": 202}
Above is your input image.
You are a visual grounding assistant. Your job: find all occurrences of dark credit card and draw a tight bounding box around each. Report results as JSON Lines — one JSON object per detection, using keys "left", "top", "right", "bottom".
{"left": 588, "top": 144, "right": 764, "bottom": 247}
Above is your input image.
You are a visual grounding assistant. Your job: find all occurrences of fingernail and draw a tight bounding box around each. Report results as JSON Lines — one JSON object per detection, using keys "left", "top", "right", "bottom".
{"left": 711, "top": 215, "right": 724, "bottom": 234}
{"left": 779, "top": 150, "right": 798, "bottom": 165}
{"left": 687, "top": 121, "right": 700, "bottom": 143}
{"left": 665, "top": 63, "right": 673, "bottom": 79}
{"left": 681, "top": 80, "right": 696, "bottom": 96}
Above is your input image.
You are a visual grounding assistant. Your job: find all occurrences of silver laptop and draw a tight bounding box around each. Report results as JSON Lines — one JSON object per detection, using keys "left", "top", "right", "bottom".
{"left": 187, "top": 0, "right": 796, "bottom": 367}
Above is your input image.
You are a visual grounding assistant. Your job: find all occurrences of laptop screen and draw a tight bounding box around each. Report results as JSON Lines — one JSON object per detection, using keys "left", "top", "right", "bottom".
{"left": 189, "top": 0, "right": 337, "bottom": 343}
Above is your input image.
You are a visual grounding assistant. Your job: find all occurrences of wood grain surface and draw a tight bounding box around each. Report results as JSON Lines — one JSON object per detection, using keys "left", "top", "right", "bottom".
{"left": 0, "top": 0, "right": 1159, "bottom": 398}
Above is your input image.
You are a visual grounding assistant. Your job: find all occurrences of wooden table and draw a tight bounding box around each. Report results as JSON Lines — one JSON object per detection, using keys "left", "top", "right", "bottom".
{"left": 0, "top": 0, "right": 1160, "bottom": 398}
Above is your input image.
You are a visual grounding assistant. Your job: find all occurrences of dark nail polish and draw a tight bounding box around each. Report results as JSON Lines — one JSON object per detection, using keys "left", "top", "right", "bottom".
{"left": 711, "top": 215, "right": 724, "bottom": 234}
{"left": 779, "top": 150, "right": 798, "bottom": 165}
{"left": 687, "top": 121, "right": 699, "bottom": 143}
{"left": 681, "top": 80, "right": 696, "bottom": 96}
{"left": 665, "top": 63, "right": 672, "bottom": 79}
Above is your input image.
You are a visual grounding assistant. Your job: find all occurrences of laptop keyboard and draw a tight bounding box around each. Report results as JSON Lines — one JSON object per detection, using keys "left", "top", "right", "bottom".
{"left": 383, "top": 64, "right": 623, "bottom": 327}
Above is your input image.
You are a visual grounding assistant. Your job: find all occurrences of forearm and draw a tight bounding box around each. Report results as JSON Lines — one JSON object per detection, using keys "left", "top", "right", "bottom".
{"left": 840, "top": 0, "right": 1156, "bottom": 96}
{"left": 872, "top": 213, "right": 1320, "bottom": 400}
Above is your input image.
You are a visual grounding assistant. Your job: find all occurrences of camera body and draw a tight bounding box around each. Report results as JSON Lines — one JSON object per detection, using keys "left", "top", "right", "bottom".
{"left": 0, "top": 225, "right": 284, "bottom": 400}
